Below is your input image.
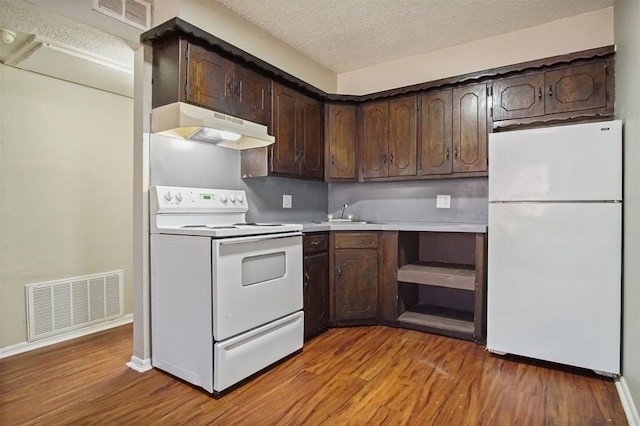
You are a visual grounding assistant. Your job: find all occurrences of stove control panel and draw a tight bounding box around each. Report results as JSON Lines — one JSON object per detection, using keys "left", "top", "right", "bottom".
{"left": 151, "top": 186, "right": 248, "bottom": 214}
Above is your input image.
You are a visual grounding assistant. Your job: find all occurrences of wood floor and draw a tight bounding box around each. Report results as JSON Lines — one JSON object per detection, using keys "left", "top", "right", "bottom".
{"left": 0, "top": 324, "right": 627, "bottom": 425}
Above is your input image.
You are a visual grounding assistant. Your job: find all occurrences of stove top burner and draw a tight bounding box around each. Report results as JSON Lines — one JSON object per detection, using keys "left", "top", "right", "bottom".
{"left": 181, "top": 225, "right": 239, "bottom": 229}
{"left": 234, "top": 223, "right": 284, "bottom": 227}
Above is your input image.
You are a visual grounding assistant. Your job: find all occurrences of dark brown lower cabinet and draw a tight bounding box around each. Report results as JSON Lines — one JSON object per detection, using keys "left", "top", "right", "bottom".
{"left": 324, "top": 230, "right": 486, "bottom": 343}
{"left": 334, "top": 249, "right": 378, "bottom": 321}
{"left": 303, "top": 252, "right": 329, "bottom": 339}
{"left": 303, "top": 233, "right": 329, "bottom": 340}
{"left": 330, "top": 232, "right": 378, "bottom": 324}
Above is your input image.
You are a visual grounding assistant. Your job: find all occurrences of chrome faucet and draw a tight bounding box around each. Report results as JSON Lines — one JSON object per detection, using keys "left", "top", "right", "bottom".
{"left": 339, "top": 204, "right": 348, "bottom": 220}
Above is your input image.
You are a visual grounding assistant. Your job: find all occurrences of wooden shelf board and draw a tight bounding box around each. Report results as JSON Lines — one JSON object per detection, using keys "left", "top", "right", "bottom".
{"left": 398, "top": 309, "right": 474, "bottom": 335}
{"left": 397, "top": 263, "right": 475, "bottom": 291}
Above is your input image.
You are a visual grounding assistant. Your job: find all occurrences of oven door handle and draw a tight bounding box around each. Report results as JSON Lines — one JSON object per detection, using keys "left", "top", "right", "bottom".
{"left": 218, "top": 232, "right": 302, "bottom": 245}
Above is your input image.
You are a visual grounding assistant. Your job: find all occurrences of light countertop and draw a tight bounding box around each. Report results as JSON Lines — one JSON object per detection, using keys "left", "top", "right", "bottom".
{"left": 298, "top": 221, "right": 487, "bottom": 233}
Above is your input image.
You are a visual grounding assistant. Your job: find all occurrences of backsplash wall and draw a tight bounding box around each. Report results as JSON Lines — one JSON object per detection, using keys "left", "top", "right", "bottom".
{"left": 328, "top": 178, "right": 488, "bottom": 223}
{"left": 150, "top": 135, "right": 487, "bottom": 224}
{"left": 149, "top": 135, "right": 328, "bottom": 222}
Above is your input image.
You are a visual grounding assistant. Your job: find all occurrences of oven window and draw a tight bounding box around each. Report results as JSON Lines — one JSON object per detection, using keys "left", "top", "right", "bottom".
{"left": 241, "top": 251, "right": 286, "bottom": 286}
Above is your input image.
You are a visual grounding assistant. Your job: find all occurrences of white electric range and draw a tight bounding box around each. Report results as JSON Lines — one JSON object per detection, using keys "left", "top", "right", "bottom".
{"left": 150, "top": 185, "right": 304, "bottom": 394}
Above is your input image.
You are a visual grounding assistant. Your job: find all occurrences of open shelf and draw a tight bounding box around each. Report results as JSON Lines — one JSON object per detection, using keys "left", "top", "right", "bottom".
{"left": 398, "top": 305, "right": 474, "bottom": 338}
{"left": 396, "top": 231, "right": 486, "bottom": 343}
{"left": 397, "top": 262, "right": 475, "bottom": 291}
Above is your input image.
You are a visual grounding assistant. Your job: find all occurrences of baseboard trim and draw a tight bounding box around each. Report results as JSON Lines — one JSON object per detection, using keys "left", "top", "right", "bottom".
{"left": 617, "top": 376, "right": 640, "bottom": 426}
{"left": 0, "top": 314, "right": 133, "bottom": 359}
{"left": 127, "top": 355, "right": 153, "bottom": 373}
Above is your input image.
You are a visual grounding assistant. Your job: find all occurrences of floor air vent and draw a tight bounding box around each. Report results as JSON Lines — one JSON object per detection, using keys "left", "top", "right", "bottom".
{"left": 93, "top": 0, "right": 151, "bottom": 31}
{"left": 26, "top": 271, "right": 124, "bottom": 342}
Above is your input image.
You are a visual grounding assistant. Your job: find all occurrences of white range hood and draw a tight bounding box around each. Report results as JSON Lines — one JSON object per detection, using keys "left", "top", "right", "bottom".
{"left": 151, "top": 102, "right": 274, "bottom": 150}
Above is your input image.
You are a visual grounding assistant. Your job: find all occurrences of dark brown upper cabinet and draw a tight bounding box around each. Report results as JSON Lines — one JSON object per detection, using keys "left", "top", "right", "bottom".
{"left": 151, "top": 38, "right": 271, "bottom": 126}
{"left": 147, "top": 24, "right": 613, "bottom": 183}
{"left": 492, "top": 73, "right": 545, "bottom": 121}
{"left": 232, "top": 63, "right": 273, "bottom": 125}
{"left": 545, "top": 61, "right": 608, "bottom": 114}
{"left": 270, "top": 82, "right": 324, "bottom": 180}
{"left": 361, "top": 96, "right": 417, "bottom": 180}
{"left": 325, "top": 103, "right": 358, "bottom": 182}
{"left": 419, "top": 86, "right": 486, "bottom": 176}
{"left": 419, "top": 89, "right": 453, "bottom": 176}
{"left": 492, "top": 60, "right": 611, "bottom": 127}
{"left": 452, "top": 84, "right": 487, "bottom": 174}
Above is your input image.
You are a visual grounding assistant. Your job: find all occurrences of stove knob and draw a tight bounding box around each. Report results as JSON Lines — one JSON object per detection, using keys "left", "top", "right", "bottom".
{"left": 164, "top": 191, "right": 172, "bottom": 202}
{"left": 175, "top": 192, "right": 183, "bottom": 202}
{"left": 229, "top": 194, "right": 236, "bottom": 203}
{"left": 219, "top": 194, "right": 228, "bottom": 203}
{"left": 237, "top": 193, "right": 244, "bottom": 203}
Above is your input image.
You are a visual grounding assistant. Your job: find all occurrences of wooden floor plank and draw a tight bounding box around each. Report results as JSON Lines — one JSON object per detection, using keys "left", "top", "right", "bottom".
{"left": 0, "top": 324, "right": 627, "bottom": 425}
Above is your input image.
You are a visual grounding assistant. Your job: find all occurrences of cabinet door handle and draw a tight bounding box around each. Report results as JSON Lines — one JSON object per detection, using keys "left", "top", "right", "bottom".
{"left": 227, "top": 79, "right": 233, "bottom": 96}
{"left": 238, "top": 81, "right": 243, "bottom": 102}
{"left": 304, "top": 272, "right": 310, "bottom": 282}
{"left": 389, "top": 153, "right": 394, "bottom": 164}
{"left": 446, "top": 148, "right": 450, "bottom": 160}
{"left": 454, "top": 147, "right": 459, "bottom": 160}
{"left": 382, "top": 154, "right": 387, "bottom": 164}
{"left": 336, "top": 267, "right": 342, "bottom": 278}
{"left": 331, "top": 155, "right": 335, "bottom": 165}
{"left": 548, "top": 85, "right": 553, "bottom": 98}
{"left": 538, "top": 87, "right": 543, "bottom": 100}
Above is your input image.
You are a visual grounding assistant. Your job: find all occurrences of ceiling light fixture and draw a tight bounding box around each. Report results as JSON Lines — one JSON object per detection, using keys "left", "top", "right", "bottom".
{"left": 0, "top": 28, "right": 16, "bottom": 45}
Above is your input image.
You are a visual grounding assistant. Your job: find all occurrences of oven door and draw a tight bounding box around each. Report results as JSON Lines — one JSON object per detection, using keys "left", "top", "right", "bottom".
{"left": 212, "top": 232, "right": 302, "bottom": 341}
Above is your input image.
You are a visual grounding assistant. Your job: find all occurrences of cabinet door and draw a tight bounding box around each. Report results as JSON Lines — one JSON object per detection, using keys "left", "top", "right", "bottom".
{"left": 326, "top": 104, "right": 357, "bottom": 180}
{"left": 388, "top": 96, "right": 417, "bottom": 177}
{"left": 361, "top": 101, "right": 389, "bottom": 179}
{"left": 233, "top": 64, "right": 271, "bottom": 126}
{"left": 271, "top": 83, "right": 299, "bottom": 175}
{"left": 299, "top": 96, "right": 324, "bottom": 180}
{"left": 492, "top": 73, "right": 545, "bottom": 121}
{"left": 334, "top": 249, "right": 378, "bottom": 320}
{"left": 420, "top": 90, "right": 453, "bottom": 175}
{"left": 452, "top": 83, "right": 487, "bottom": 173}
{"left": 304, "top": 252, "right": 329, "bottom": 339}
{"left": 186, "top": 44, "right": 234, "bottom": 114}
{"left": 545, "top": 61, "right": 608, "bottom": 115}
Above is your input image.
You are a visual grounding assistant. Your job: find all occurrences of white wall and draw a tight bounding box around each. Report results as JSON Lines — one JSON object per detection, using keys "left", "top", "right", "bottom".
{"left": 153, "top": 0, "right": 337, "bottom": 93}
{"left": 614, "top": 1, "right": 640, "bottom": 422}
{"left": 338, "top": 8, "right": 614, "bottom": 95}
{"left": 0, "top": 65, "right": 134, "bottom": 348}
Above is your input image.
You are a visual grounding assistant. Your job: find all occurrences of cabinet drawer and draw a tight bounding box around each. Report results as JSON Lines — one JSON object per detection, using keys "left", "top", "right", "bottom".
{"left": 304, "top": 233, "right": 329, "bottom": 254}
{"left": 334, "top": 232, "right": 378, "bottom": 249}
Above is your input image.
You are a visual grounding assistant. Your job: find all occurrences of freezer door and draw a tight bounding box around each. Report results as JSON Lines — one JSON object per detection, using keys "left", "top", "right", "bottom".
{"left": 487, "top": 202, "right": 621, "bottom": 374}
{"left": 488, "top": 120, "right": 621, "bottom": 202}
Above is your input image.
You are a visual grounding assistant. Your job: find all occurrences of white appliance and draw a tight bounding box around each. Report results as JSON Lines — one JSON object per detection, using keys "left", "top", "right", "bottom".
{"left": 487, "top": 120, "right": 622, "bottom": 376}
{"left": 150, "top": 185, "right": 304, "bottom": 393}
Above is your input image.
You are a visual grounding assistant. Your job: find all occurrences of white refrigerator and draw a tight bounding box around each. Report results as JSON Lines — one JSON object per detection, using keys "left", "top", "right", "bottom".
{"left": 487, "top": 120, "right": 622, "bottom": 375}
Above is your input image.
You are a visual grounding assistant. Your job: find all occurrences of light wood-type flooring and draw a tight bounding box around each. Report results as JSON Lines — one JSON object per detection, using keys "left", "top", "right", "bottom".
{"left": 0, "top": 324, "right": 627, "bottom": 425}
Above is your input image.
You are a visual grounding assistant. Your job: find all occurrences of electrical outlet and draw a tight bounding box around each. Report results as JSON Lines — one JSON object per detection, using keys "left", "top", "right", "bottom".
{"left": 282, "top": 194, "right": 292, "bottom": 208}
{"left": 436, "top": 194, "right": 451, "bottom": 209}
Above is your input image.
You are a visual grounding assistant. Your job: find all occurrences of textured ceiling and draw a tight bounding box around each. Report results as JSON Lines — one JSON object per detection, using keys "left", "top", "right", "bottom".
{"left": 213, "top": 0, "right": 614, "bottom": 73}
{"left": 0, "top": 0, "right": 133, "bottom": 68}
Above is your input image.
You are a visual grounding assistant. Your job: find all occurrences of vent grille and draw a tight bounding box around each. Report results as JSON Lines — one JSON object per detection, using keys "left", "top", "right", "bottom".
{"left": 26, "top": 271, "right": 124, "bottom": 342}
{"left": 93, "top": 0, "right": 151, "bottom": 31}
